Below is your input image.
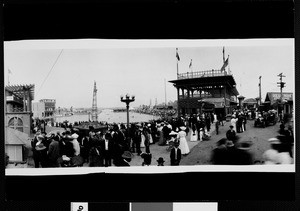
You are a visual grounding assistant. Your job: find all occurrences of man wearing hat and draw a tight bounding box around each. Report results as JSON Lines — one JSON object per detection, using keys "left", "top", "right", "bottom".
{"left": 115, "top": 151, "right": 133, "bottom": 166}
{"left": 34, "top": 135, "right": 48, "bottom": 167}
{"left": 47, "top": 134, "right": 60, "bottom": 167}
{"left": 141, "top": 147, "right": 152, "bottom": 166}
{"left": 226, "top": 125, "right": 236, "bottom": 143}
{"left": 170, "top": 140, "right": 181, "bottom": 166}
{"left": 132, "top": 124, "right": 142, "bottom": 155}
{"left": 31, "top": 134, "right": 47, "bottom": 168}
{"left": 234, "top": 141, "right": 253, "bottom": 165}
{"left": 211, "top": 138, "right": 228, "bottom": 165}
{"left": 100, "top": 132, "right": 114, "bottom": 167}
{"left": 157, "top": 157, "right": 165, "bottom": 166}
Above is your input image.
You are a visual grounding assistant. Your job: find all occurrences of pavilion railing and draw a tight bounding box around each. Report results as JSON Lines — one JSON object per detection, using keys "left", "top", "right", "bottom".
{"left": 177, "top": 69, "right": 229, "bottom": 80}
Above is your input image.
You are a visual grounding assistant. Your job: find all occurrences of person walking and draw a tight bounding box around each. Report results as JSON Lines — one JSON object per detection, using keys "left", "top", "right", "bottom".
{"left": 177, "top": 126, "right": 190, "bottom": 155}
{"left": 132, "top": 125, "right": 142, "bottom": 155}
{"left": 230, "top": 115, "right": 237, "bottom": 132}
{"left": 101, "top": 132, "right": 114, "bottom": 167}
{"left": 190, "top": 123, "right": 198, "bottom": 142}
{"left": 47, "top": 134, "right": 60, "bottom": 167}
{"left": 170, "top": 140, "right": 181, "bottom": 166}
{"left": 215, "top": 120, "right": 220, "bottom": 135}
{"left": 226, "top": 125, "right": 237, "bottom": 143}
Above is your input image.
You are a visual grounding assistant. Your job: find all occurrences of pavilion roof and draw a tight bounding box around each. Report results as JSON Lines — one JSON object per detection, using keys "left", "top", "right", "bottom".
{"left": 5, "top": 84, "right": 35, "bottom": 100}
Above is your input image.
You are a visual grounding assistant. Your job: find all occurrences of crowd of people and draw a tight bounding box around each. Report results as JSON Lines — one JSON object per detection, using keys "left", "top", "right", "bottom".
{"left": 30, "top": 111, "right": 218, "bottom": 168}
{"left": 29, "top": 108, "right": 294, "bottom": 168}
{"left": 211, "top": 108, "right": 294, "bottom": 165}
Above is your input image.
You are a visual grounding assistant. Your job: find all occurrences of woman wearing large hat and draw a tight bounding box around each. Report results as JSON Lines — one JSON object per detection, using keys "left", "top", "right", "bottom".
{"left": 177, "top": 126, "right": 190, "bottom": 155}
{"left": 34, "top": 135, "right": 48, "bottom": 167}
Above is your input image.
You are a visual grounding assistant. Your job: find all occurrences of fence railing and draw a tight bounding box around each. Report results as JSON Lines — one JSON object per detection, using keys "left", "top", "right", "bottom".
{"left": 7, "top": 107, "right": 26, "bottom": 113}
{"left": 178, "top": 69, "right": 229, "bottom": 80}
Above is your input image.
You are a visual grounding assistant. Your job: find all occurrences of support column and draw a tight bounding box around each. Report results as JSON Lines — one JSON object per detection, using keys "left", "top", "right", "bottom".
{"left": 27, "top": 93, "right": 31, "bottom": 112}
{"left": 23, "top": 90, "right": 27, "bottom": 112}
{"left": 177, "top": 87, "right": 180, "bottom": 118}
{"left": 224, "top": 84, "right": 227, "bottom": 116}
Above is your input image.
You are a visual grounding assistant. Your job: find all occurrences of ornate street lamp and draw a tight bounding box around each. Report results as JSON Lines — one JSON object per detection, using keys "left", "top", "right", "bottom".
{"left": 120, "top": 94, "right": 135, "bottom": 139}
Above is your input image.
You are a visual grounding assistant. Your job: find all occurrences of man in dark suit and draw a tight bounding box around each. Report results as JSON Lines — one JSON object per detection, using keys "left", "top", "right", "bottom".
{"left": 115, "top": 151, "right": 133, "bottom": 166}
{"left": 226, "top": 125, "right": 236, "bottom": 143}
{"left": 170, "top": 140, "right": 182, "bottom": 166}
{"left": 101, "top": 132, "right": 114, "bottom": 167}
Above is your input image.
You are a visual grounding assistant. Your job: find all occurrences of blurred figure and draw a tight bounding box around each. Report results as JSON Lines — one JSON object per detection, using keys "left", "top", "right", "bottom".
{"left": 211, "top": 138, "right": 228, "bottom": 165}
{"left": 157, "top": 157, "right": 165, "bottom": 166}
{"left": 190, "top": 123, "right": 198, "bottom": 141}
{"left": 285, "top": 125, "right": 294, "bottom": 158}
{"left": 262, "top": 137, "right": 293, "bottom": 164}
{"left": 215, "top": 120, "right": 220, "bottom": 135}
{"left": 234, "top": 141, "right": 253, "bottom": 165}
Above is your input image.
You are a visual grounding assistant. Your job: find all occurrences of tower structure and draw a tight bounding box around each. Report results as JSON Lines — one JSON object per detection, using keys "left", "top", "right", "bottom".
{"left": 91, "top": 81, "right": 98, "bottom": 122}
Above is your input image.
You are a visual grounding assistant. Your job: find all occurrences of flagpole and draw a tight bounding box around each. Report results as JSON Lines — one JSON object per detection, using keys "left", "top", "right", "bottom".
{"left": 223, "top": 47, "right": 225, "bottom": 63}
{"left": 7, "top": 69, "right": 10, "bottom": 86}
{"left": 177, "top": 59, "right": 179, "bottom": 78}
{"left": 164, "top": 78, "right": 167, "bottom": 107}
{"left": 176, "top": 48, "right": 179, "bottom": 78}
{"left": 228, "top": 55, "right": 231, "bottom": 74}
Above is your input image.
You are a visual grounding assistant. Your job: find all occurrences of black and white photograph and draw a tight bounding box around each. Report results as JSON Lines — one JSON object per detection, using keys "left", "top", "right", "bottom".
{"left": 2, "top": 0, "right": 297, "bottom": 209}
{"left": 4, "top": 39, "right": 295, "bottom": 173}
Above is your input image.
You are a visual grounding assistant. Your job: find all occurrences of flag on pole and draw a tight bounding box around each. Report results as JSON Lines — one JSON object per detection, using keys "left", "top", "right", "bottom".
{"left": 176, "top": 48, "right": 180, "bottom": 61}
{"left": 220, "top": 57, "right": 228, "bottom": 72}
{"left": 189, "top": 59, "right": 192, "bottom": 69}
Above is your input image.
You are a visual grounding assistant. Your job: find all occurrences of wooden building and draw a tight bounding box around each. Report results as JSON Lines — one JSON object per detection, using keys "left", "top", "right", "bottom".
{"left": 264, "top": 92, "right": 293, "bottom": 115}
{"left": 5, "top": 84, "right": 35, "bottom": 135}
{"left": 169, "top": 69, "right": 239, "bottom": 117}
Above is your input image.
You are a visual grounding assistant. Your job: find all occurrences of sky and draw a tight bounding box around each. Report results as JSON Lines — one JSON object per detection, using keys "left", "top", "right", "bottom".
{"left": 4, "top": 39, "right": 294, "bottom": 108}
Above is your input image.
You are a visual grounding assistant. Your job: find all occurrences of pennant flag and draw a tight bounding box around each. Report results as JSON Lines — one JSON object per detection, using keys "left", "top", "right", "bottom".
{"left": 220, "top": 57, "right": 229, "bottom": 72}
{"left": 176, "top": 48, "right": 180, "bottom": 61}
{"left": 8, "top": 69, "right": 12, "bottom": 74}
{"left": 189, "top": 59, "right": 192, "bottom": 68}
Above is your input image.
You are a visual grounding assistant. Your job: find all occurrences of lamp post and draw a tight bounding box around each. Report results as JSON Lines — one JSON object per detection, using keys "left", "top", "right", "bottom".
{"left": 120, "top": 94, "right": 135, "bottom": 139}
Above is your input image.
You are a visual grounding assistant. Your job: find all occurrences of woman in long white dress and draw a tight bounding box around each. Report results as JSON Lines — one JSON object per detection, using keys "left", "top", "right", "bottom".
{"left": 140, "top": 131, "right": 145, "bottom": 148}
{"left": 177, "top": 126, "right": 190, "bottom": 155}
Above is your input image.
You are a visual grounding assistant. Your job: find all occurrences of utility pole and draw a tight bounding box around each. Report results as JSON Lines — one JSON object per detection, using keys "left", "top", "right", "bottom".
{"left": 277, "top": 73, "right": 286, "bottom": 117}
{"left": 277, "top": 73, "right": 286, "bottom": 103}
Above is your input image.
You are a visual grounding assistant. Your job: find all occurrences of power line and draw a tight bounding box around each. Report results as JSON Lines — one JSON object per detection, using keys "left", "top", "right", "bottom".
{"left": 37, "top": 49, "right": 64, "bottom": 97}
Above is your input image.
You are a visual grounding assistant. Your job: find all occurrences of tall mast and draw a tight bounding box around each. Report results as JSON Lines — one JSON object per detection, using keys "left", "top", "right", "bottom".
{"left": 91, "top": 81, "right": 98, "bottom": 122}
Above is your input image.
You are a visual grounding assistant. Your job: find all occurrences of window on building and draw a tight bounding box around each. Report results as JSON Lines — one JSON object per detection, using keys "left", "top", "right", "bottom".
{"left": 8, "top": 117, "right": 23, "bottom": 132}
